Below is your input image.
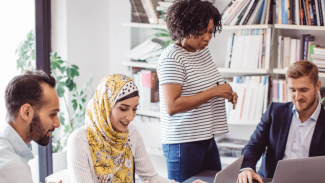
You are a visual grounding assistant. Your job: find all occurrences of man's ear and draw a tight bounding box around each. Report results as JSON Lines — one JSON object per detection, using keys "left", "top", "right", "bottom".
{"left": 20, "top": 104, "right": 34, "bottom": 123}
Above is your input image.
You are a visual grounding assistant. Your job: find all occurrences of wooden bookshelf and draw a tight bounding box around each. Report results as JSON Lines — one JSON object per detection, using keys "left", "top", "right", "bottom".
{"left": 123, "top": 22, "right": 273, "bottom": 30}
{"left": 273, "top": 68, "right": 325, "bottom": 77}
{"left": 274, "top": 24, "right": 325, "bottom": 31}
{"left": 136, "top": 110, "right": 160, "bottom": 118}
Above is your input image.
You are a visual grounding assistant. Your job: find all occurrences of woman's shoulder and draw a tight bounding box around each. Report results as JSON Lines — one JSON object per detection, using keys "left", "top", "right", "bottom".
{"left": 159, "top": 44, "right": 186, "bottom": 61}
{"left": 67, "top": 126, "right": 88, "bottom": 145}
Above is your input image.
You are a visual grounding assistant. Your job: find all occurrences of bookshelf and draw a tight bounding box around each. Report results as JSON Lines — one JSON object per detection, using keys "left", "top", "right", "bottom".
{"left": 123, "top": 61, "right": 272, "bottom": 74}
{"left": 274, "top": 24, "right": 325, "bottom": 31}
{"left": 273, "top": 68, "right": 325, "bottom": 77}
{"left": 123, "top": 22, "right": 273, "bottom": 30}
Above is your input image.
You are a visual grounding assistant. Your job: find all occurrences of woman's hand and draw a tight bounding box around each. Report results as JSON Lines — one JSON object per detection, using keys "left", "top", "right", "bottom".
{"left": 212, "top": 83, "right": 233, "bottom": 101}
{"left": 230, "top": 92, "right": 238, "bottom": 109}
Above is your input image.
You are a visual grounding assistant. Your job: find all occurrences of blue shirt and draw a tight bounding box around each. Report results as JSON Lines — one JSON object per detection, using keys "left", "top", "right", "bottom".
{"left": 0, "top": 122, "right": 34, "bottom": 183}
{"left": 283, "top": 102, "right": 321, "bottom": 159}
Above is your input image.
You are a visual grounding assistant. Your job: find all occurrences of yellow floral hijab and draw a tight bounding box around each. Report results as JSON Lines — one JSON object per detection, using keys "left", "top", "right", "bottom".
{"left": 86, "top": 74, "right": 137, "bottom": 183}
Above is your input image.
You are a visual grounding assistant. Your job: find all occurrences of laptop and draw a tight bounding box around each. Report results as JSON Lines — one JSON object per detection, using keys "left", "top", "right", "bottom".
{"left": 183, "top": 156, "right": 244, "bottom": 183}
{"left": 213, "top": 155, "right": 244, "bottom": 183}
{"left": 265, "top": 155, "right": 325, "bottom": 183}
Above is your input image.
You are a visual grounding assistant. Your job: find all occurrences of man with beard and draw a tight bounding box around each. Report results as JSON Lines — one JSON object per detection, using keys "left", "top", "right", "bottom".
{"left": 0, "top": 70, "right": 61, "bottom": 182}
{"left": 237, "top": 61, "right": 325, "bottom": 183}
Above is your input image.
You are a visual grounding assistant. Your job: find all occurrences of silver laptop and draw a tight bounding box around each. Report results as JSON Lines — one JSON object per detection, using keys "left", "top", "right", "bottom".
{"left": 268, "top": 155, "right": 325, "bottom": 183}
{"left": 213, "top": 155, "right": 244, "bottom": 183}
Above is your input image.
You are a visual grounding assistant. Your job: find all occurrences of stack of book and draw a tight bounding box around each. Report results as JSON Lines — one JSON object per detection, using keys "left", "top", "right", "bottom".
{"left": 226, "top": 76, "right": 270, "bottom": 123}
{"left": 156, "top": 1, "right": 173, "bottom": 24}
{"left": 311, "top": 47, "right": 325, "bottom": 72}
{"left": 224, "top": 29, "right": 272, "bottom": 69}
{"left": 275, "top": 0, "right": 325, "bottom": 25}
{"left": 132, "top": 70, "right": 159, "bottom": 111}
{"left": 272, "top": 79, "right": 291, "bottom": 103}
{"left": 277, "top": 34, "right": 321, "bottom": 68}
{"left": 221, "top": 0, "right": 274, "bottom": 25}
{"left": 130, "top": 0, "right": 160, "bottom": 24}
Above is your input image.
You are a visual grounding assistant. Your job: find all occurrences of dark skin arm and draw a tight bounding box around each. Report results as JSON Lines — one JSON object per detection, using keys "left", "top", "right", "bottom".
{"left": 162, "top": 83, "right": 238, "bottom": 116}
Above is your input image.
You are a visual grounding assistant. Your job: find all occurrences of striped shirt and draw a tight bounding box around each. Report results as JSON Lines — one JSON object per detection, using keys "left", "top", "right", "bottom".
{"left": 157, "top": 44, "right": 229, "bottom": 144}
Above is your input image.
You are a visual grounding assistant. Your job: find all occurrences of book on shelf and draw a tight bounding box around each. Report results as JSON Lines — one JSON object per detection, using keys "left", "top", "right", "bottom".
{"left": 221, "top": 0, "right": 274, "bottom": 25}
{"left": 272, "top": 79, "right": 291, "bottom": 103}
{"left": 225, "top": 29, "right": 272, "bottom": 69}
{"left": 133, "top": 70, "right": 160, "bottom": 111}
{"left": 274, "top": 0, "right": 325, "bottom": 25}
{"left": 310, "top": 46, "right": 325, "bottom": 71}
{"left": 277, "top": 34, "right": 323, "bottom": 68}
{"left": 127, "top": 37, "right": 163, "bottom": 63}
{"left": 226, "top": 76, "right": 270, "bottom": 122}
{"left": 130, "top": 0, "right": 161, "bottom": 24}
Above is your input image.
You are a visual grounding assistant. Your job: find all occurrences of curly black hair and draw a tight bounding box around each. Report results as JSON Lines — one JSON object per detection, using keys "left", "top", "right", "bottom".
{"left": 166, "top": 0, "right": 222, "bottom": 43}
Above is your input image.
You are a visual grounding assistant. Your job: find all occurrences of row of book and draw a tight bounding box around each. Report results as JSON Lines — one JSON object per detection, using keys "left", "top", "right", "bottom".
{"left": 277, "top": 34, "right": 325, "bottom": 69}
{"left": 130, "top": 0, "right": 160, "bottom": 24}
{"left": 224, "top": 29, "right": 272, "bottom": 69}
{"left": 132, "top": 69, "right": 159, "bottom": 111}
{"left": 226, "top": 76, "right": 270, "bottom": 122}
{"left": 272, "top": 79, "right": 291, "bottom": 103}
{"left": 276, "top": 0, "right": 325, "bottom": 25}
{"left": 222, "top": 0, "right": 274, "bottom": 25}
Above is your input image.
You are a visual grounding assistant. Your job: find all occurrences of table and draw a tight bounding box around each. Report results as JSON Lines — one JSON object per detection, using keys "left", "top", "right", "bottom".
{"left": 183, "top": 170, "right": 273, "bottom": 183}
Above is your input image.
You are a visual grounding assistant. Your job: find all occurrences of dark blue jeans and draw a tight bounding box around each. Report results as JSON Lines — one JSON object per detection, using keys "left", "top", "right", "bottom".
{"left": 162, "top": 138, "right": 222, "bottom": 182}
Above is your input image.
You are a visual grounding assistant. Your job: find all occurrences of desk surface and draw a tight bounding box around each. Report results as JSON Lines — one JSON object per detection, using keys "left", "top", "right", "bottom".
{"left": 183, "top": 170, "right": 273, "bottom": 183}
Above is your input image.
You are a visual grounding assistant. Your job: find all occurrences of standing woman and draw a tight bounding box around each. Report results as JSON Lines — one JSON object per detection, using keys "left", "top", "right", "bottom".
{"left": 157, "top": 0, "right": 238, "bottom": 182}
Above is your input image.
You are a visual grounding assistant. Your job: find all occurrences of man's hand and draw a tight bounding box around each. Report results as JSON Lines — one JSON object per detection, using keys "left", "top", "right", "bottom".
{"left": 192, "top": 179, "right": 207, "bottom": 183}
{"left": 237, "top": 169, "right": 263, "bottom": 183}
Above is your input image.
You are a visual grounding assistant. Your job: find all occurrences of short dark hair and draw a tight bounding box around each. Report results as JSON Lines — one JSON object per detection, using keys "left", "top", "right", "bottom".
{"left": 5, "top": 70, "right": 56, "bottom": 121}
{"left": 286, "top": 60, "right": 319, "bottom": 86}
{"left": 166, "top": 0, "right": 222, "bottom": 43}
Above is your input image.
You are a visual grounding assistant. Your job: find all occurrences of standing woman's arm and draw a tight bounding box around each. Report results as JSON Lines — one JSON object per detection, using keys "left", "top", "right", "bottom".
{"left": 158, "top": 57, "right": 237, "bottom": 116}
{"left": 162, "top": 83, "right": 235, "bottom": 116}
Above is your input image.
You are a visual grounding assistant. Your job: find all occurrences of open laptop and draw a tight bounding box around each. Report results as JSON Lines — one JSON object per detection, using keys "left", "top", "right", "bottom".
{"left": 183, "top": 156, "right": 244, "bottom": 183}
{"left": 261, "top": 155, "right": 325, "bottom": 183}
{"left": 213, "top": 155, "right": 244, "bottom": 183}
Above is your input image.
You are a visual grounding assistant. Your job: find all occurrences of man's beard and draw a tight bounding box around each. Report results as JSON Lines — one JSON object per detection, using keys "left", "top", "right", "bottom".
{"left": 28, "top": 113, "right": 52, "bottom": 146}
{"left": 295, "top": 93, "right": 317, "bottom": 113}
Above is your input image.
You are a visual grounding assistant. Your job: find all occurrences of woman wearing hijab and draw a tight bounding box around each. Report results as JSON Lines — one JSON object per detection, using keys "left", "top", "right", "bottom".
{"left": 67, "top": 74, "right": 175, "bottom": 183}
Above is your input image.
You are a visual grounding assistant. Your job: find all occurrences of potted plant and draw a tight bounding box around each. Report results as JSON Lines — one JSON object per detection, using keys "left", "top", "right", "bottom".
{"left": 16, "top": 31, "right": 93, "bottom": 172}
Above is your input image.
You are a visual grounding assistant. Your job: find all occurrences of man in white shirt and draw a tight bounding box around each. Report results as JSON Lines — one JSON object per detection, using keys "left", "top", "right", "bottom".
{"left": 237, "top": 61, "right": 325, "bottom": 183}
{"left": 0, "top": 70, "right": 61, "bottom": 183}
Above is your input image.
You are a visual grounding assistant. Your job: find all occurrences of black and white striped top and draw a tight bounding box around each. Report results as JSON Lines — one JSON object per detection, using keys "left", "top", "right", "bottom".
{"left": 157, "top": 44, "right": 229, "bottom": 144}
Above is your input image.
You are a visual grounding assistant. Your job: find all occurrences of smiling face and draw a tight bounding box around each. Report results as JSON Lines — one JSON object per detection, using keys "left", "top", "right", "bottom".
{"left": 288, "top": 75, "right": 320, "bottom": 113}
{"left": 28, "top": 83, "right": 60, "bottom": 146}
{"left": 183, "top": 19, "right": 214, "bottom": 52}
{"left": 109, "top": 96, "right": 139, "bottom": 132}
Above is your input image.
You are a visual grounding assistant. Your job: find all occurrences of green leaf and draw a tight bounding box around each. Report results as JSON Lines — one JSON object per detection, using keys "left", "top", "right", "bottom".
{"left": 65, "top": 78, "right": 72, "bottom": 87}
{"left": 72, "top": 69, "right": 79, "bottom": 77}
{"left": 59, "top": 112, "right": 65, "bottom": 125}
{"left": 73, "top": 94, "right": 76, "bottom": 97}
{"left": 153, "top": 28, "right": 169, "bottom": 32}
{"left": 64, "top": 125, "right": 70, "bottom": 133}
{"left": 56, "top": 76, "right": 64, "bottom": 81}
{"left": 56, "top": 85, "right": 65, "bottom": 97}
{"left": 154, "top": 33, "right": 170, "bottom": 37}
{"left": 72, "top": 99, "right": 78, "bottom": 110}
{"left": 73, "top": 83, "right": 77, "bottom": 91}
{"left": 72, "top": 65, "right": 79, "bottom": 69}
{"left": 79, "top": 104, "right": 82, "bottom": 110}
{"left": 82, "top": 98, "right": 86, "bottom": 103}
{"left": 60, "top": 66, "right": 66, "bottom": 74}
{"left": 80, "top": 91, "right": 84, "bottom": 96}
{"left": 67, "top": 68, "right": 72, "bottom": 77}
